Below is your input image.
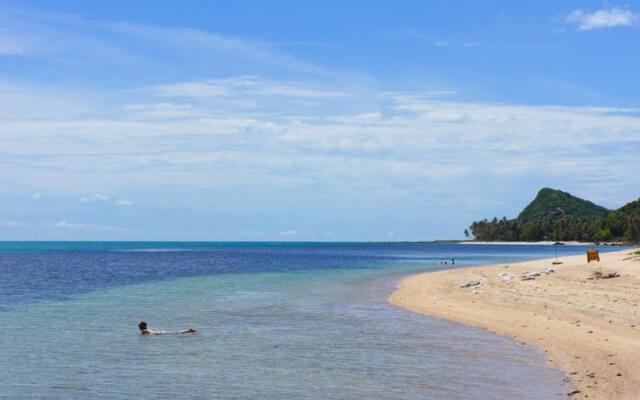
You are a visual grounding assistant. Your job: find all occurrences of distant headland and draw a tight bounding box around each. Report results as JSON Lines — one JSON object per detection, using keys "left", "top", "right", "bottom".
{"left": 467, "top": 188, "right": 640, "bottom": 243}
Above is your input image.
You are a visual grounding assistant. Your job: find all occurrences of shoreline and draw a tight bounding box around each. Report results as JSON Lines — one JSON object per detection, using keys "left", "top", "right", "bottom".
{"left": 389, "top": 248, "right": 640, "bottom": 399}
{"left": 458, "top": 240, "right": 610, "bottom": 246}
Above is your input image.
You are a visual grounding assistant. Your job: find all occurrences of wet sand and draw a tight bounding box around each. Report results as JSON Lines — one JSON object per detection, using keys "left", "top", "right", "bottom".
{"left": 390, "top": 248, "right": 640, "bottom": 399}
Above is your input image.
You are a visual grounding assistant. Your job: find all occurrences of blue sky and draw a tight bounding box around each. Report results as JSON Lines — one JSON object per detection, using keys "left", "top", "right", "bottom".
{"left": 0, "top": 1, "right": 639, "bottom": 240}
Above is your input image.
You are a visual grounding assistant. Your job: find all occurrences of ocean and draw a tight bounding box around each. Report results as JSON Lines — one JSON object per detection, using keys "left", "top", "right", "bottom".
{"left": 0, "top": 242, "right": 615, "bottom": 399}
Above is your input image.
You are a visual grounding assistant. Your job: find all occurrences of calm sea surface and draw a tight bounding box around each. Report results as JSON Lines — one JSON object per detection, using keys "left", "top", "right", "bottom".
{"left": 0, "top": 242, "right": 620, "bottom": 399}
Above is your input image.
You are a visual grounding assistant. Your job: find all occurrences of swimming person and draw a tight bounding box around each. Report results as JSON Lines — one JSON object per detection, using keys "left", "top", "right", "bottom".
{"left": 138, "top": 321, "right": 197, "bottom": 335}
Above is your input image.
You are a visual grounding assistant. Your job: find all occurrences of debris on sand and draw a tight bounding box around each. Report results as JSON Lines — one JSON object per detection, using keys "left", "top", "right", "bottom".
{"left": 459, "top": 281, "right": 481, "bottom": 288}
{"left": 589, "top": 271, "right": 620, "bottom": 280}
{"left": 499, "top": 272, "right": 514, "bottom": 281}
{"left": 567, "top": 389, "right": 581, "bottom": 396}
{"left": 521, "top": 271, "right": 541, "bottom": 281}
{"left": 521, "top": 267, "right": 556, "bottom": 281}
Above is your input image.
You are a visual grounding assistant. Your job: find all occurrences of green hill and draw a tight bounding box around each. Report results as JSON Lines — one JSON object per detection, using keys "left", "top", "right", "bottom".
{"left": 616, "top": 198, "right": 640, "bottom": 215}
{"left": 601, "top": 198, "right": 640, "bottom": 241}
{"left": 468, "top": 188, "right": 639, "bottom": 243}
{"left": 517, "top": 188, "right": 609, "bottom": 223}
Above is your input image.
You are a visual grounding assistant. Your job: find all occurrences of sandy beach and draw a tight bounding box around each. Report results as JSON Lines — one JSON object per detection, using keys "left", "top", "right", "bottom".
{"left": 459, "top": 241, "right": 619, "bottom": 246}
{"left": 390, "top": 248, "right": 640, "bottom": 399}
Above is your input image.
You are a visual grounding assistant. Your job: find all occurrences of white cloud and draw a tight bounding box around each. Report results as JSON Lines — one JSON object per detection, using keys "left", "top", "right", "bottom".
{"left": 46, "top": 220, "right": 133, "bottom": 233}
{"left": 566, "top": 8, "right": 638, "bottom": 31}
{"left": 105, "top": 22, "right": 326, "bottom": 75}
{"left": 328, "top": 112, "right": 383, "bottom": 124}
{"left": 2, "top": 82, "right": 640, "bottom": 195}
{"left": 0, "top": 7, "right": 328, "bottom": 80}
{"left": 141, "top": 76, "right": 351, "bottom": 99}
{"left": 78, "top": 193, "right": 111, "bottom": 203}
{"left": 0, "top": 218, "right": 128, "bottom": 232}
{"left": 0, "top": 219, "right": 25, "bottom": 227}
{"left": 123, "top": 103, "right": 198, "bottom": 119}
{"left": 77, "top": 194, "right": 134, "bottom": 207}
{"left": 279, "top": 230, "right": 297, "bottom": 236}
{"left": 1, "top": 75, "right": 640, "bottom": 223}
{"left": 54, "top": 220, "right": 96, "bottom": 230}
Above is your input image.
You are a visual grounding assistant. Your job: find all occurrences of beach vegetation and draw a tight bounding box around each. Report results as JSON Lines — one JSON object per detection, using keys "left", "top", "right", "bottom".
{"left": 468, "top": 188, "right": 640, "bottom": 243}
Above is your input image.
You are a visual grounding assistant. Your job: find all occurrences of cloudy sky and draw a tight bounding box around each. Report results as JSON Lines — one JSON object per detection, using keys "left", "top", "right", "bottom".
{"left": 1, "top": 0, "right": 639, "bottom": 240}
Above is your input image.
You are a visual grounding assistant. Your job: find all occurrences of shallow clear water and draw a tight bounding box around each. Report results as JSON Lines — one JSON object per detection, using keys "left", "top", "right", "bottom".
{"left": 0, "top": 242, "right": 619, "bottom": 399}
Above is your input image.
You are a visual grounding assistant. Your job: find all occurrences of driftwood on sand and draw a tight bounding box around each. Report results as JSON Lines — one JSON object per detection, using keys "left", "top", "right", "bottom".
{"left": 590, "top": 271, "right": 620, "bottom": 280}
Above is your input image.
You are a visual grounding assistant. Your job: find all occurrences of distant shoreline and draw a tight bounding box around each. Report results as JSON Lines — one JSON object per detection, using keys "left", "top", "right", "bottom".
{"left": 390, "top": 248, "right": 640, "bottom": 399}
{"left": 459, "top": 240, "right": 596, "bottom": 246}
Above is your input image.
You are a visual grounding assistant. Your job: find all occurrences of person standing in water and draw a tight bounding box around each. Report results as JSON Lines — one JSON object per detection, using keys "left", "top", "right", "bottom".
{"left": 138, "top": 321, "right": 197, "bottom": 335}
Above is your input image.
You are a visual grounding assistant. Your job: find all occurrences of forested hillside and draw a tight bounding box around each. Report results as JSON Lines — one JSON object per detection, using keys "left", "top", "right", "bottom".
{"left": 468, "top": 188, "right": 640, "bottom": 243}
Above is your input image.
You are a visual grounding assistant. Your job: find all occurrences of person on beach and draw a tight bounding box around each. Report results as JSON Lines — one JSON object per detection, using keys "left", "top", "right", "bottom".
{"left": 138, "top": 321, "right": 197, "bottom": 335}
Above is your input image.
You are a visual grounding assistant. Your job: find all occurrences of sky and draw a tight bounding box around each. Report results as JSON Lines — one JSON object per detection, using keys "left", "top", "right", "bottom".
{"left": 0, "top": 0, "right": 639, "bottom": 241}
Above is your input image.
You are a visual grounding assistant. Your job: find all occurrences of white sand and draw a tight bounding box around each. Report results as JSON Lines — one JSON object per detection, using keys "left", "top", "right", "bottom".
{"left": 390, "top": 248, "right": 640, "bottom": 399}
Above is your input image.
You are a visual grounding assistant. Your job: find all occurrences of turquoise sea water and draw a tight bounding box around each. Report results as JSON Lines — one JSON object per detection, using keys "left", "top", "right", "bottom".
{"left": 0, "top": 242, "right": 620, "bottom": 399}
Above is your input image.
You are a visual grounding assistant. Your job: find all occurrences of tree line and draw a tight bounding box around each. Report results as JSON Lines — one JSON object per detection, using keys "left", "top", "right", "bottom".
{"left": 468, "top": 209, "right": 640, "bottom": 243}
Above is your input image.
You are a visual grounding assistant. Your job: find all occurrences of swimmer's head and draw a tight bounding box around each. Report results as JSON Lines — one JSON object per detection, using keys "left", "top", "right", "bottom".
{"left": 138, "top": 321, "right": 147, "bottom": 331}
